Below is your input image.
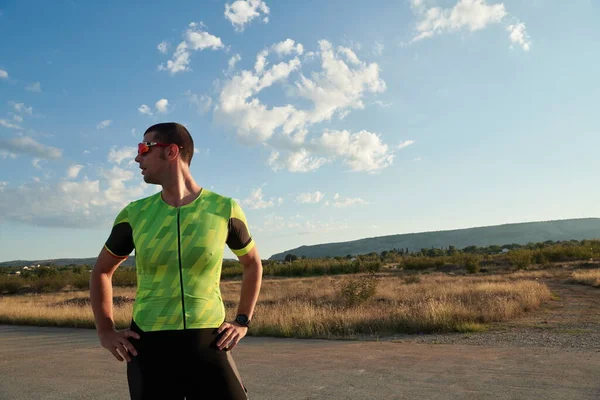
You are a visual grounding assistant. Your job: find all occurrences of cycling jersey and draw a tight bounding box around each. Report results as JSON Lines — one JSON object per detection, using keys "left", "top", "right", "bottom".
{"left": 104, "top": 188, "right": 254, "bottom": 332}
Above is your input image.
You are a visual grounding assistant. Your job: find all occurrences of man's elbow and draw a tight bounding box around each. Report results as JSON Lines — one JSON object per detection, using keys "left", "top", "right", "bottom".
{"left": 241, "top": 258, "right": 263, "bottom": 275}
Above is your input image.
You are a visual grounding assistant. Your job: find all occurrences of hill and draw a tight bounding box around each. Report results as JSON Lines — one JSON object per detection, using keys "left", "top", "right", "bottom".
{"left": 0, "top": 256, "right": 136, "bottom": 268}
{"left": 268, "top": 218, "right": 600, "bottom": 260}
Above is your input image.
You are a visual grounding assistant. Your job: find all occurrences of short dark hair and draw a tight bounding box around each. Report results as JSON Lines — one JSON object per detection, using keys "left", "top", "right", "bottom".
{"left": 144, "top": 122, "right": 194, "bottom": 165}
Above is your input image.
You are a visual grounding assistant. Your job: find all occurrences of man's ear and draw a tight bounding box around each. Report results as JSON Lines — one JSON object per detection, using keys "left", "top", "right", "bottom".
{"left": 167, "top": 144, "right": 180, "bottom": 161}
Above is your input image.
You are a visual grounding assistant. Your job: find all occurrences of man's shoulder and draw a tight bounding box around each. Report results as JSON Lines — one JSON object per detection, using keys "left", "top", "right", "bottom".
{"left": 201, "top": 188, "right": 235, "bottom": 204}
{"left": 123, "top": 192, "right": 162, "bottom": 210}
{"left": 200, "top": 188, "right": 244, "bottom": 216}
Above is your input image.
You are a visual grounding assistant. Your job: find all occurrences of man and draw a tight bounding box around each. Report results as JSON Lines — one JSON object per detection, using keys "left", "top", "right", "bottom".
{"left": 90, "top": 122, "right": 262, "bottom": 400}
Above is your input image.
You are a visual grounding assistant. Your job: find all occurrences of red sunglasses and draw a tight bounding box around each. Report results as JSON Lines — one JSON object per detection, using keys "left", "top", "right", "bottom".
{"left": 137, "top": 142, "right": 173, "bottom": 156}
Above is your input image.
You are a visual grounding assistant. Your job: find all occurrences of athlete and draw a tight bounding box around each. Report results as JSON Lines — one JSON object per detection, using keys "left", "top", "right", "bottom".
{"left": 90, "top": 122, "right": 262, "bottom": 400}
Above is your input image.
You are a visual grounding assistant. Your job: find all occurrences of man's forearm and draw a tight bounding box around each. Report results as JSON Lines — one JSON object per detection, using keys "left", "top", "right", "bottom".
{"left": 90, "top": 270, "right": 116, "bottom": 332}
{"left": 236, "top": 260, "right": 262, "bottom": 319}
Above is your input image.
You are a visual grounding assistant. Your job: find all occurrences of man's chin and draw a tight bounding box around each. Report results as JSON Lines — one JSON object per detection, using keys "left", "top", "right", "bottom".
{"left": 143, "top": 175, "right": 157, "bottom": 184}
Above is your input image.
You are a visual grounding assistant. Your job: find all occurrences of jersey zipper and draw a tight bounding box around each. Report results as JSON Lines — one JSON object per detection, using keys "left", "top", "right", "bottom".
{"left": 177, "top": 207, "right": 187, "bottom": 329}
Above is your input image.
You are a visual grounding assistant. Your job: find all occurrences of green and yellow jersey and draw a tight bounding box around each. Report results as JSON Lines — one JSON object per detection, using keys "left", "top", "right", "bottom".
{"left": 104, "top": 188, "right": 254, "bottom": 332}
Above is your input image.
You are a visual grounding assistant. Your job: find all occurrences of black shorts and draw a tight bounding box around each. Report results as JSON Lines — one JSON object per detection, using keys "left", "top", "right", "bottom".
{"left": 126, "top": 320, "right": 248, "bottom": 400}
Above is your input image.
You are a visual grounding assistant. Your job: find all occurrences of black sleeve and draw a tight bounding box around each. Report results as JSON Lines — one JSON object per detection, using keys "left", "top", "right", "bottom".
{"left": 105, "top": 222, "right": 134, "bottom": 257}
{"left": 226, "top": 218, "right": 252, "bottom": 251}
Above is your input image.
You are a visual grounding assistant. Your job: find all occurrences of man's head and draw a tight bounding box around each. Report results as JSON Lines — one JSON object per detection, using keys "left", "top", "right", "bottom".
{"left": 142, "top": 122, "right": 194, "bottom": 165}
{"left": 135, "top": 122, "right": 194, "bottom": 184}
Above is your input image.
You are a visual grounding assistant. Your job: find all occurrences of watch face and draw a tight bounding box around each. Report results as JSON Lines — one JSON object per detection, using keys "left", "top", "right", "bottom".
{"left": 236, "top": 315, "right": 249, "bottom": 325}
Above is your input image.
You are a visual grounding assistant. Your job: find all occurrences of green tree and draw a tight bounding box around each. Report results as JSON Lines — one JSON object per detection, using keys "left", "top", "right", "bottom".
{"left": 284, "top": 254, "right": 298, "bottom": 263}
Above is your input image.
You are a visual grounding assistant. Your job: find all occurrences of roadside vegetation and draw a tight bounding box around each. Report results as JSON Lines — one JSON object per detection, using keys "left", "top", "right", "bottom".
{"left": 1, "top": 238, "right": 599, "bottom": 338}
{"left": 567, "top": 269, "right": 600, "bottom": 287}
{"left": 2, "top": 239, "right": 600, "bottom": 295}
{"left": 0, "top": 272, "right": 551, "bottom": 338}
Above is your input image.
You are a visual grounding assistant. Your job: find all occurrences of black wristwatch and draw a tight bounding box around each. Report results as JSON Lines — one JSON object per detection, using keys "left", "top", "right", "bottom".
{"left": 234, "top": 314, "right": 251, "bottom": 327}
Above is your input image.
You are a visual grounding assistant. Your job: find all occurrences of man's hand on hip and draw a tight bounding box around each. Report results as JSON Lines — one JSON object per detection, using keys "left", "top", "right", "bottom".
{"left": 216, "top": 322, "right": 248, "bottom": 351}
{"left": 98, "top": 328, "right": 140, "bottom": 362}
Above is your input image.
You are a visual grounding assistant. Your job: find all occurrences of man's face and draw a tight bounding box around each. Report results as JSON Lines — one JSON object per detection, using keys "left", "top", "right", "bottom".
{"left": 135, "top": 132, "right": 165, "bottom": 184}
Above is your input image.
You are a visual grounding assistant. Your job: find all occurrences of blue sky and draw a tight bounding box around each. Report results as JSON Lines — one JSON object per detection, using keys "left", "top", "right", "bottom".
{"left": 0, "top": 0, "right": 599, "bottom": 262}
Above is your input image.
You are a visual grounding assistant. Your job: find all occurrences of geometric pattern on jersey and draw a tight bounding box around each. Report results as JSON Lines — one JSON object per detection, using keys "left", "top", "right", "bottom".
{"left": 104, "top": 189, "right": 254, "bottom": 332}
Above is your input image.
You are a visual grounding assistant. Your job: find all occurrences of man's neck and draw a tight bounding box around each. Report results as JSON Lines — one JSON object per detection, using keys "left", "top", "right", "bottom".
{"left": 160, "top": 170, "right": 202, "bottom": 208}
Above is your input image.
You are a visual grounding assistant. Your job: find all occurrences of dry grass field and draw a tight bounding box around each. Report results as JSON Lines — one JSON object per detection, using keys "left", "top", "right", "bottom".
{"left": 0, "top": 270, "right": 556, "bottom": 338}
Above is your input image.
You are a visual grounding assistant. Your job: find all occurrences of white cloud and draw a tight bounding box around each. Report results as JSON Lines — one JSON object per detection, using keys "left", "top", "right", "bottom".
{"left": 155, "top": 98, "right": 169, "bottom": 113}
{"left": 214, "top": 39, "right": 391, "bottom": 172}
{"left": 228, "top": 54, "right": 242, "bottom": 72}
{"left": 12, "top": 115, "right": 23, "bottom": 123}
{"left": 0, "top": 168, "right": 147, "bottom": 228}
{"left": 272, "top": 39, "right": 303, "bottom": 56}
{"left": 314, "top": 129, "right": 394, "bottom": 172}
{"left": 32, "top": 158, "right": 43, "bottom": 169}
{"left": 97, "top": 120, "right": 112, "bottom": 130}
{"left": 0, "top": 182, "right": 8, "bottom": 191}
{"left": 159, "top": 22, "right": 224, "bottom": 75}
{"left": 67, "top": 164, "right": 84, "bottom": 179}
{"left": 398, "top": 140, "right": 415, "bottom": 149}
{"left": 410, "top": 0, "right": 530, "bottom": 51}
{"left": 225, "top": 0, "right": 270, "bottom": 32}
{"left": 0, "top": 119, "right": 23, "bottom": 130}
{"left": 256, "top": 213, "right": 285, "bottom": 232}
{"left": 337, "top": 46, "right": 360, "bottom": 65}
{"left": 412, "top": 0, "right": 506, "bottom": 42}
{"left": 0, "top": 150, "right": 18, "bottom": 159}
{"left": 325, "top": 194, "right": 368, "bottom": 208}
{"left": 374, "top": 100, "right": 393, "bottom": 108}
{"left": 138, "top": 104, "right": 153, "bottom": 116}
{"left": 267, "top": 151, "right": 281, "bottom": 171}
{"left": 284, "top": 149, "right": 329, "bottom": 172}
{"left": 296, "top": 191, "right": 325, "bottom": 204}
{"left": 240, "top": 187, "right": 279, "bottom": 209}
{"left": 411, "top": 0, "right": 425, "bottom": 9}
{"left": 108, "top": 146, "right": 137, "bottom": 165}
{"left": 26, "top": 82, "right": 42, "bottom": 92}
{"left": 254, "top": 213, "right": 349, "bottom": 234}
{"left": 186, "top": 91, "right": 213, "bottom": 114}
{"left": 0, "top": 143, "right": 158, "bottom": 229}
{"left": 507, "top": 22, "right": 531, "bottom": 51}
{"left": 413, "top": 157, "right": 422, "bottom": 162}
{"left": 157, "top": 41, "right": 169, "bottom": 54}
{"left": 373, "top": 41, "right": 384, "bottom": 56}
{"left": 12, "top": 102, "right": 33, "bottom": 115}
{"left": 0, "top": 136, "right": 62, "bottom": 159}
{"left": 254, "top": 50, "right": 268, "bottom": 74}
{"left": 0, "top": 69, "right": 7, "bottom": 79}
{"left": 83, "top": 150, "right": 91, "bottom": 155}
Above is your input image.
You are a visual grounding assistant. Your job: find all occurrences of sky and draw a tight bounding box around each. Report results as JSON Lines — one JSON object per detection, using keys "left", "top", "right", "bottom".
{"left": 0, "top": 0, "right": 599, "bottom": 262}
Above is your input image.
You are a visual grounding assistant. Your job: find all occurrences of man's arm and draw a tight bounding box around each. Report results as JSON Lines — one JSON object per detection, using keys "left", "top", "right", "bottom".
{"left": 90, "top": 247, "right": 139, "bottom": 362}
{"left": 216, "top": 246, "right": 263, "bottom": 351}
{"left": 235, "top": 246, "right": 263, "bottom": 320}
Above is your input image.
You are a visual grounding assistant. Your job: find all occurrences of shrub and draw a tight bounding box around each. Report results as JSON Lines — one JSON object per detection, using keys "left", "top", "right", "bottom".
{"left": 336, "top": 273, "right": 378, "bottom": 307}
{"left": 402, "top": 257, "right": 444, "bottom": 270}
{"left": 403, "top": 275, "right": 421, "bottom": 284}
{"left": 507, "top": 249, "right": 533, "bottom": 269}
{"left": 463, "top": 254, "right": 481, "bottom": 274}
{"left": 0, "top": 276, "right": 22, "bottom": 294}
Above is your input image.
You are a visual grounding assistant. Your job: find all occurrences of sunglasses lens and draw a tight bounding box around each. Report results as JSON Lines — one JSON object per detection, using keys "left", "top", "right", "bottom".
{"left": 138, "top": 143, "right": 149, "bottom": 155}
